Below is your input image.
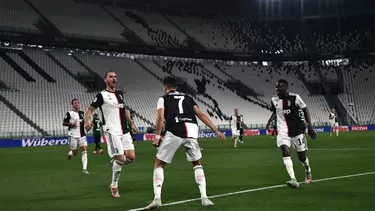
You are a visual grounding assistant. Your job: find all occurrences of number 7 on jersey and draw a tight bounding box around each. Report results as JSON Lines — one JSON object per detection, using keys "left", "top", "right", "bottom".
{"left": 174, "top": 96, "right": 185, "bottom": 114}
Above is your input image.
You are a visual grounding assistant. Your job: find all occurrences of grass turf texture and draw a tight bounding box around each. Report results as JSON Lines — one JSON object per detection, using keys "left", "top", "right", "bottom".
{"left": 1, "top": 132, "right": 374, "bottom": 211}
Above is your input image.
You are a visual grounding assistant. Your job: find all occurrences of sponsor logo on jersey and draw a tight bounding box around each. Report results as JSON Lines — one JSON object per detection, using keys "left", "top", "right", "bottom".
{"left": 22, "top": 138, "right": 69, "bottom": 147}
{"left": 351, "top": 125, "right": 368, "bottom": 131}
{"left": 281, "top": 109, "right": 291, "bottom": 114}
{"left": 111, "top": 103, "right": 124, "bottom": 109}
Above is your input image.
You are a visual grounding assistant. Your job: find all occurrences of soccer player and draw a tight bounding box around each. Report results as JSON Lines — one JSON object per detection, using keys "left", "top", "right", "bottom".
{"left": 145, "top": 76, "right": 226, "bottom": 210}
{"left": 266, "top": 79, "right": 316, "bottom": 188}
{"left": 271, "top": 118, "right": 277, "bottom": 138}
{"left": 127, "top": 110, "right": 136, "bottom": 141}
{"left": 92, "top": 113, "right": 103, "bottom": 154}
{"left": 239, "top": 114, "right": 245, "bottom": 143}
{"left": 329, "top": 109, "right": 339, "bottom": 137}
{"left": 84, "top": 71, "right": 138, "bottom": 198}
{"left": 62, "top": 99, "right": 89, "bottom": 174}
{"left": 229, "top": 108, "right": 243, "bottom": 148}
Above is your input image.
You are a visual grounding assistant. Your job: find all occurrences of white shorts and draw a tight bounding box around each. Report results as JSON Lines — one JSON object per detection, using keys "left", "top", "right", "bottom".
{"left": 277, "top": 134, "right": 308, "bottom": 152}
{"left": 68, "top": 136, "right": 87, "bottom": 150}
{"left": 156, "top": 132, "right": 202, "bottom": 164}
{"left": 331, "top": 122, "right": 339, "bottom": 128}
{"left": 232, "top": 129, "right": 240, "bottom": 137}
{"left": 103, "top": 131, "right": 134, "bottom": 158}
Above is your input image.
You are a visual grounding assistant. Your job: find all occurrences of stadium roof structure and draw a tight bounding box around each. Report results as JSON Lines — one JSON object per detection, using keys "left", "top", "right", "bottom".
{"left": 78, "top": 0, "right": 375, "bottom": 16}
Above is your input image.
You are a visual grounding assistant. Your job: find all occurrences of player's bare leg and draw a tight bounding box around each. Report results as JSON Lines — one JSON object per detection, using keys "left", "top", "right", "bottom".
{"left": 81, "top": 146, "right": 89, "bottom": 175}
{"left": 297, "top": 151, "right": 312, "bottom": 183}
{"left": 280, "top": 145, "right": 299, "bottom": 188}
{"left": 110, "top": 150, "right": 135, "bottom": 198}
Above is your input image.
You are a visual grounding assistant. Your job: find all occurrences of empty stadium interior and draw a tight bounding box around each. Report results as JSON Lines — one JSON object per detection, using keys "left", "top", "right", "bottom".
{"left": 0, "top": 0, "right": 374, "bottom": 139}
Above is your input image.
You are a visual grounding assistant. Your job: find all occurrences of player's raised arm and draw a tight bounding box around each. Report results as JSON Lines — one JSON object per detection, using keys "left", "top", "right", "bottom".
{"left": 295, "top": 94, "right": 316, "bottom": 140}
{"left": 193, "top": 105, "right": 225, "bottom": 140}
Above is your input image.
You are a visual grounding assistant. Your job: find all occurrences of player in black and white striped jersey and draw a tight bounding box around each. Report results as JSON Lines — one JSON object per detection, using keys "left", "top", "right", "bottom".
{"left": 266, "top": 79, "right": 316, "bottom": 188}
{"left": 84, "top": 71, "right": 139, "bottom": 198}
{"left": 62, "top": 99, "right": 88, "bottom": 174}
{"left": 329, "top": 109, "right": 339, "bottom": 137}
{"left": 145, "top": 76, "right": 225, "bottom": 210}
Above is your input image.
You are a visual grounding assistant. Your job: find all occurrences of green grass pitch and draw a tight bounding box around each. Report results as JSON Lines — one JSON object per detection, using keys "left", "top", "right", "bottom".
{"left": 1, "top": 132, "right": 375, "bottom": 211}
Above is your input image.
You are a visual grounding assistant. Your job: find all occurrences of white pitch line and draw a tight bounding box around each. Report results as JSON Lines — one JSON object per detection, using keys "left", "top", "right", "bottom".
{"left": 127, "top": 171, "right": 375, "bottom": 211}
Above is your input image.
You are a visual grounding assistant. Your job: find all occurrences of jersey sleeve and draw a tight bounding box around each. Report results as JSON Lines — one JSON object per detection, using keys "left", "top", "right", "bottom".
{"left": 63, "top": 112, "right": 71, "bottom": 122}
{"left": 190, "top": 97, "right": 198, "bottom": 107}
{"left": 157, "top": 97, "right": 164, "bottom": 110}
{"left": 295, "top": 94, "right": 307, "bottom": 109}
{"left": 91, "top": 93, "right": 104, "bottom": 109}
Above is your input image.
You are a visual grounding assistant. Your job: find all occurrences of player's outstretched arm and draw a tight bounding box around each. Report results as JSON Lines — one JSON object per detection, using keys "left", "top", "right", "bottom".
{"left": 193, "top": 105, "right": 225, "bottom": 140}
{"left": 302, "top": 107, "right": 316, "bottom": 140}
{"left": 84, "top": 106, "right": 95, "bottom": 131}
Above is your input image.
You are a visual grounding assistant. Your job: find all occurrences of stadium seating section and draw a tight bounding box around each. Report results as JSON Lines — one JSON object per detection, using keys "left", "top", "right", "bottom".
{"left": 0, "top": 0, "right": 374, "bottom": 138}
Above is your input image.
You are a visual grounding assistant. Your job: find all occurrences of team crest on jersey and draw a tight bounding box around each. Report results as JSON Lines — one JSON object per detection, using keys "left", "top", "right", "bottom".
{"left": 287, "top": 100, "right": 291, "bottom": 107}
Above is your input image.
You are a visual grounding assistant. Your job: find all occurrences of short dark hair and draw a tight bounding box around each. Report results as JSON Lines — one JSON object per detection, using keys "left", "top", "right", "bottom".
{"left": 277, "top": 79, "right": 288, "bottom": 86}
{"left": 93, "top": 113, "right": 98, "bottom": 116}
{"left": 71, "top": 99, "right": 79, "bottom": 105}
{"left": 104, "top": 71, "right": 115, "bottom": 78}
{"left": 130, "top": 110, "right": 135, "bottom": 114}
{"left": 163, "top": 76, "right": 177, "bottom": 89}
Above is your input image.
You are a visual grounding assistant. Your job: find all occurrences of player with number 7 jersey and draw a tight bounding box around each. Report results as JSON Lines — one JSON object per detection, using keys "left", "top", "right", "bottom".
{"left": 145, "top": 76, "right": 226, "bottom": 210}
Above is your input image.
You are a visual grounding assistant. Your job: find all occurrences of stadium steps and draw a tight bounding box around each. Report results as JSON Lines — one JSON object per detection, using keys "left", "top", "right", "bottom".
{"left": 0, "top": 52, "right": 36, "bottom": 82}
{"left": 370, "top": 106, "right": 375, "bottom": 124}
{"left": 70, "top": 54, "right": 106, "bottom": 90}
{"left": 101, "top": 6, "right": 146, "bottom": 45}
{"left": 161, "top": 14, "right": 205, "bottom": 50}
{"left": 136, "top": 59, "right": 221, "bottom": 118}
{"left": 293, "top": 66, "right": 314, "bottom": 94}
{"left": 23, "top": 0, "right": 62, "bottom": 37}
{"left": 315, "top": 67, "right": 349, "bottom": 125}
{"left": 0, "top": 93, "right": 48, "bottom": 136}
{"left": 0, "top": 79, "right": 11, "bottom": 90}
{"left": 45, "top": 52, "right": 90, "bottom": 91}
{"left": 298, "top": 19, "right": 318, "bottom": 52}
{"left": 18, "top": 52, "right": 56, "bottom": 82}
{"left": 199, "top": 63, "right": 269, "bottom": 111}
{"left": 149, "top": 60, "right": 218, "bottom": 112}
{"left": 335, "top": 66, "right": 345, "bottom": 91}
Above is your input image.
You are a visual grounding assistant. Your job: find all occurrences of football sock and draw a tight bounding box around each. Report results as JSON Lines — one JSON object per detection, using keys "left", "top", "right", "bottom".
{"left": 301, "top": 157, "right": 311, "bottom": 173}
{"left": 234, "top": 137, "right": 239, "bottom": 146}
{"left": 283, "top": 157, "right": 296, "bottom": 180}
{"left": 336, "top": 129, "right": 339, "bottom": 136}
{"left": 194, "top": 165, "right": 207, "bottom": 198}
{"left": 111, "top": 160, "right": 123, "bottom": 188}
{"left": 239, "top": 136, "right": 243, "bottom": 142}
{"left": 153, "top": 167, "right": 164, "bottom": 199}
{"left": 82, "top": 151, "right": 88, "bottom": 170}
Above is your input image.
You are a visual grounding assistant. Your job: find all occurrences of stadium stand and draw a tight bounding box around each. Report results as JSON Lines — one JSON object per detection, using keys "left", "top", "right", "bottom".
{"left": 0, "top": 0, "right": 40, "bottom": 33}
{"left": 0, "top": 1, "right": 375, "bottom": 138}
